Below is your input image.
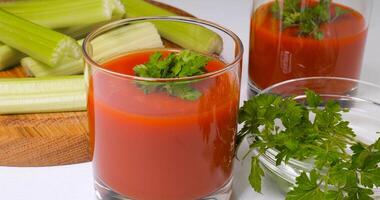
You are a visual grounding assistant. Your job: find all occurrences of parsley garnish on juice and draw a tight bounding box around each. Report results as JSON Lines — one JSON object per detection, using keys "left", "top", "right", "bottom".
{"left": 133, "top": 50, "right": 210, "bottom": 101}
{"left": 237, "top": 90, "right": 380, "bottom": 199}
{"left": 271, "top": 0, "right": 351, "bottom": 40}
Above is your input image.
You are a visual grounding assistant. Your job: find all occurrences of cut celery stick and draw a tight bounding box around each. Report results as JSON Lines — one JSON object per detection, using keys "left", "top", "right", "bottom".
{"left": 91, "top": 22, "right": 163, "bottom": 62}
{"left": 0, "top": 9, "right": 81, "bottom": 67}
{"left": 22, "top": 22, "right": 163, "bottom": 77}
{"left": 21, "top": 57, "right": 84, "bottom": 77}
{"left": 58, "top": 24, "right": 100, "bottom": 40}
{"left": 0, "top": 76, "right": 86, "bottom": 114}
{"left": 0, "top": 0, "right": 113, "bottom": 29}
{"left": 0, "top": 44, "right": 24, "bottom": 70}
{"left": 0, "top": 0, "right": 123, "bottom": 68}
{"left": 0, "top": 90, "right": 86, "bottom": 114}
{"left": 111, "top": 0, "right": 126, "bottom": 19}
{"left": 0, "top": 76, "right": 85, "bottom": 95}
{"left": 121, "top": 0, "right": 223, "bottom": 54}
{"left": 58, "top": 0, "right": 125, "bottom": 39}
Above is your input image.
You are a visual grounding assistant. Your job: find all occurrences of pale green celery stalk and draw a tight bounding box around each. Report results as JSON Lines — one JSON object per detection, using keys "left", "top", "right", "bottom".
{"left": 91, "top": 22, "right": 163, "bottom": 62}
{"left": 0, "top": 0, "right": 122, "bottom": 69}
{"left": 121, "top": 0, "right": 223, "bottom": 54}
{"left": 0, "top": 44, "right": 24, "bottom": 70}
{"left": 21, "top": 57, "right": 84, "bottom": 77}
{"left": 0, "top": 76, "right": 86, "bottom": 114}
{"left": 0, "top": 0, "right": 113, "bottom": 29}
{"left": 0, "top": 76, "right": 85, "bottom": 95}
{"left": 58, "top": 0, "right": 126, "bottom": 39}
{"left": 58, "top": 24, "right": 100, "bottom": 40}
{"left": 0, "top": 9, "right": 81, "bottom": 67}
{"left": 21, "top": 22, "right": 163, "bottom": 77}
{"left": 111, "top": 0, "right": 126, "bottom": 18}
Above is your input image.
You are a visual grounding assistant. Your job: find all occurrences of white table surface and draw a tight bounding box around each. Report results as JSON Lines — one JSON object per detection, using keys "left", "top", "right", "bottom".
{"left": 0, "top": 1, "right": 379, "bottom": 200}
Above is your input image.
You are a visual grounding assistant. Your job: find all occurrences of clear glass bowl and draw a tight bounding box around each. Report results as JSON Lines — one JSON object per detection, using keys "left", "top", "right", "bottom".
{"left": 252, "top": 77, "right": 380, "bottom": 198}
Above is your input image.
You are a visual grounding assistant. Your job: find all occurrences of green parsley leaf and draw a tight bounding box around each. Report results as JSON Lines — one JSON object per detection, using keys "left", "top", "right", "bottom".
{"left": 325, "top": 190, "right": 344, "bottom": 200}
{"left": 286, "top": 170, "right": 325, "bottom": 200}
{"left": 133, "top": 50, "right": 210, "bottom": 101}
{"left": 238, "top": 90, "right": 380, "bottom": 200}
{"left": 271, "top": 0, "right": 351, "bottom": 40}
{"left": 249, "top": 156, "right": 265, "bottom": 193}
{"left": 361, "top": 169, "right": 380, "bottom": 188}
{"left": 163, "top": 83, "right": 202, "bottom": 101}
{"left": 305, "top": 89, "right": 322, "bottom": 108}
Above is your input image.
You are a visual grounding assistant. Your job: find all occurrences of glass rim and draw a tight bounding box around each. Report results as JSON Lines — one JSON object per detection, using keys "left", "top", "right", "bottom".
{"left": 260, "top": 76, "right": 380, "bottom": 94}
{"left": 82, "top": 16, "right": 243, "bottom": 82}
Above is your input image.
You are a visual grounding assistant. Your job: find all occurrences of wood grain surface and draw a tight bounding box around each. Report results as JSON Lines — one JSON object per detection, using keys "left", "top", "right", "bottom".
{"left": 0, "top": 1, "right": 193, "bottom": 167}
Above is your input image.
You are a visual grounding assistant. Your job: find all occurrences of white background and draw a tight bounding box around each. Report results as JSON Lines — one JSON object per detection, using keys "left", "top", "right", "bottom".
{"left": 0, "top": 0, "right": 379, "bottom": 200}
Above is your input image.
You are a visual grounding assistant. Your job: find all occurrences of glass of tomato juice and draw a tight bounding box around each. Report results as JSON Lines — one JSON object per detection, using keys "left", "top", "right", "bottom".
{"left": 248, "top": 0, "right": 373, "bottom": 94}
{"left": 82, "top": 17, "right": 243, "bottom": 200}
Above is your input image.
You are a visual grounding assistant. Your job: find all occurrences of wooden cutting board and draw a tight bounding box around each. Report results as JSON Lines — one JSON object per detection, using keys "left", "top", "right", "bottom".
{"left": 0, "top": 0, "right": 193, "bottom": 167}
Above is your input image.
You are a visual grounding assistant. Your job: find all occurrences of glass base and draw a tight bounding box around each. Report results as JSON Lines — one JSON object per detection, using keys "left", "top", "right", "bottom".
{"left": 94, "top": 177, "right": 233, "bottom": 200}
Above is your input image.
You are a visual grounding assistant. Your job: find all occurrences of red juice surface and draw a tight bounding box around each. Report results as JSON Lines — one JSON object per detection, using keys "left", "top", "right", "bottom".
{"left": 249, "top": 1, "right": 368, "bottom": 89}
{"left": 88, "top": 49, "right": 240, "bottom": 200}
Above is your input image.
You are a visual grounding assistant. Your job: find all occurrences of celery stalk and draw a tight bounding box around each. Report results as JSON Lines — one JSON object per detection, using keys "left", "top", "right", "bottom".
{"left": 22, "top": 22, "right": 163, "bottom": 77}
{"left": 91, "top": 22, "right": 163, "bottom": 62}
{"left": 0, "top": 0, "right": 124, "bottom": 69}
{"left": 111, "top": 0, "right": 126, "bottom": 19}
{"left": 21, "top": 57, "right": 84, "bottom": 77}
{"left": 0, "top": 44, "right": 24, "bottom": 70}
{"left": 58, "top": 0, "right": 126, "bottom": 39}
{"left": 0, "top": 9, "right": 81, "bottom": 67}
{"left": 0, "top": 0, "right": 114, "bottom": 29}
{"left": 121, "top": 0, "right": 223, "bottom": 54}
{"left": 58, "top": 24, "right": 100, "bottom": 40}
{"left": 0, "top": 76, "right": 86, "bottom": 114}
{"left": 0, "top": 76, "right": 85, "bottom": 95}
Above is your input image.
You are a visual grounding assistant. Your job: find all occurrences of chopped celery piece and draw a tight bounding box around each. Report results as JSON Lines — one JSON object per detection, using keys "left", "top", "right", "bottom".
{"left": 0, "top": 0, "right": 124, "bottom": 65}
{"left": 111, "top": 0, "right": 126, "bottom": 19}
{"left": 121, "top": 0, "right": 223, "bottom": 54}
{"left": 0, "top": 0, "right": 113, "bottom": 29}
{"left": 21, "top": 57, "right": 84, "bottom": 77}
{"left": 0, "top": 9, "right": 81, "bottom": 67}
{"left": 0, "top": 76, "right": 85, "bottom": 95}
{"left": 91, "top": 22, "right": 163, "bottom": 62}
{"left": 22, "top": 22, "right": 163, "bottom": 77}
{"left": 0, "top": 44, "right": 24, "bottom": 70}
{"left": 58, "top": 0, "right": 125, "bottom": 39}
{"left": 0, "top": 76, "right": 86, "bottom": 114}
{"left": 58, "top": 24, "right": 100, "bottom": 40}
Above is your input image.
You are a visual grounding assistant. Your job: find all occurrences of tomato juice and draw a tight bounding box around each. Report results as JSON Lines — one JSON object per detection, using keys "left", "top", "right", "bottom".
{"left": 249, "top": 1, "right": 368, "bottom": 90}
{"left": 88, "top": 49, "right": 240, "bottom": 200}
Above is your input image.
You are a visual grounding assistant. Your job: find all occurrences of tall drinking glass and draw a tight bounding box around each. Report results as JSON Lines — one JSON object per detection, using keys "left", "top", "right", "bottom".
{"left": 248, "top": 0, "right": 373, "bottom": 94}
{"left": 83, "top": 17, "right": 243, "bottom": 200}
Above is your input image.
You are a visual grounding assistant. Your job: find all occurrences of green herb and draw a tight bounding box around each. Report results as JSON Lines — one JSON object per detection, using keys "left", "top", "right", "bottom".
{"left": 237, "top": 90, "right": 380, "bottom": 199}
{"left": 271, "top": 0, "right": 351, "bottom": 39}
{"left": 133, "top": 50, "right": 210, "bottom": 101}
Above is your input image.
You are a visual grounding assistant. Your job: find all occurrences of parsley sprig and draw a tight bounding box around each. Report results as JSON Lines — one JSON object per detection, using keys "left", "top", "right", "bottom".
{"left": 237, "top": 90, "right": 380, "bottom": 199}
{"left": 271, "top": 0, "right": 351, "bottom": 40}
{"left": 133, "top": 50, "right": 210, "bottom": 101}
